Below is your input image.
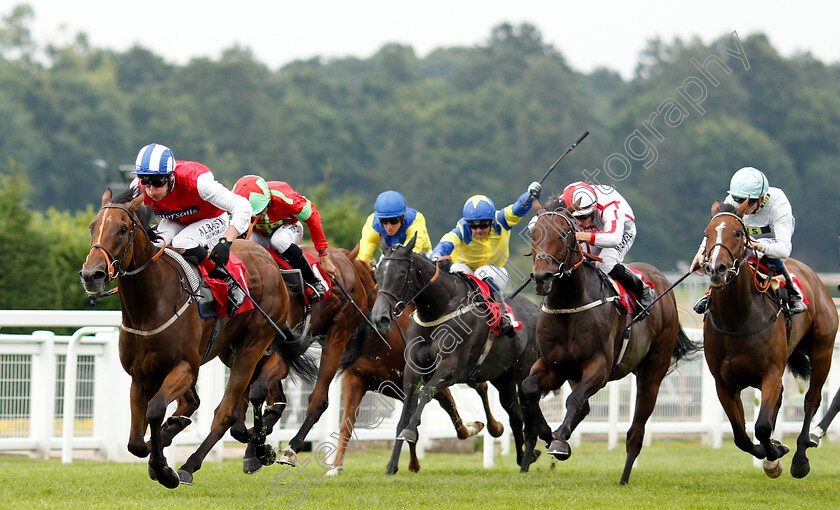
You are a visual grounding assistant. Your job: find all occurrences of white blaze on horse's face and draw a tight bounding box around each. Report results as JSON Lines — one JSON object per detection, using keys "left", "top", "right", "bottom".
{"left": 708, "top": 220, "right": 727, "bottom": 269}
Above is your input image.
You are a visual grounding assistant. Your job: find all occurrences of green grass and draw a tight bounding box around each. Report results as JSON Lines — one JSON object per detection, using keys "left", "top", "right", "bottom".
{"left": 3, "top": 440, "right": 840, "bottom": 509}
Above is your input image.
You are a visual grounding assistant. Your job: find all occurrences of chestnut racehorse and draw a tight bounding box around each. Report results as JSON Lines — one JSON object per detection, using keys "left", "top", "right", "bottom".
{"left": 698, "top": 200, "right": 837, "bottom": 478}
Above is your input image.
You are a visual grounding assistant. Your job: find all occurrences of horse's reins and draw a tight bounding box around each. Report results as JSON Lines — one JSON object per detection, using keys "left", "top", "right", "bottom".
{"left": 377, "top": 251, "right": 444, "bottom": 317}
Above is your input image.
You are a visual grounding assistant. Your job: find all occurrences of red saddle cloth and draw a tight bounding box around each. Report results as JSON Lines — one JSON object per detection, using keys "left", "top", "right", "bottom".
{"left": 199, "top": 254, "right": 255, "bottom": 318}
{"left": 265, "top": 248, "right": 332, "bottom": 303}
{"left": 611, "top": 267, "right": 655, "bottom": 315}
{"left": 462, "top": 274, "right": 523, "bottom": 337}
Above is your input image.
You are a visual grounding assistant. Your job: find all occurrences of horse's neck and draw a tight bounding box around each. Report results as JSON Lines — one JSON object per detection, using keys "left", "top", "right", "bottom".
{"left": 411, "top": 261, "right": 465, "bottom": 321}
{"left": 118, "top": 238, "right": 182, "bottom": 320}
{"left": 545, "top": 261, "right": 594, "bottom": 308}
{"left": 710, "top": 266, "right": 759, "bottom": 321}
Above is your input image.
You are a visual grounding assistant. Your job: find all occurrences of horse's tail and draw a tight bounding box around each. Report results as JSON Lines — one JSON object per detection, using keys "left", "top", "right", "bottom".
{"left": 668, "top": 326, "right": 703, "bottom": 374}
{"left": 273, "top": 327, "right": 320, "bottom": 384}
{"left": 338, "top": 320, "right": 369, "bottom": 373}
{"left": 787, "top": 348, "right": 811, "bottom": 380}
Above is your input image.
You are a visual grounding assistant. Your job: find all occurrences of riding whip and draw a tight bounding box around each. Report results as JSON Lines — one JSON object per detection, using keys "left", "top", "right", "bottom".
{"left": 622, "top": 270, "right": 694, "bottom": 333}
{"left": 536, "top": 130, "right": 590, "bottom": 186}
{"left": 330, "top": 276, "right": 392, "bottom": 350}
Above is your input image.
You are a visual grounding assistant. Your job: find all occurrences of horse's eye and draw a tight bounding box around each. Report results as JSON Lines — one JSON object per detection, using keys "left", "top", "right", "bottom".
{"left": 734, "top": 230, "right": 743, "bottom": 238}
{"left": 119, "top": 225, "right": 129, "bottom": 235}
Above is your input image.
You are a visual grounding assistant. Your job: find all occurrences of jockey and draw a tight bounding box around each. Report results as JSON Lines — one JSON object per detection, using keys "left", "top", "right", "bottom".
{"left": 535, "top": 181, "right": 656, "bottom": 311}
{"left": 232, "top": 175, "right": 337, "bottom": 300}
{"left": 357, "top": 190, "right": 432, "bottom": 266}
{"left": 130, "top": 143, "right": 251, "bottom": 315}
{"left": 690, "top": 166, "right": 806, "bottom": 315}
{"left": 431, "top": 182, "right": 541, "bottom": 335}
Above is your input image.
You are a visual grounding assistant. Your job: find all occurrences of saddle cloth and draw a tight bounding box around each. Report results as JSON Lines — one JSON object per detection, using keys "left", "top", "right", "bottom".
{"left": 199, "top": 254, "right": 255, "bottom": 318}
{"left": 462, "top": 273, "right": 523, "bottom": 337}
{"left": 748, "top": 258, "right": 810, "bottom": 306}
{"left": 265, "top": 248, "right": 332, "bottom": 304}
{"left": 607, "top": 267, "right": 654, "bottom": 315}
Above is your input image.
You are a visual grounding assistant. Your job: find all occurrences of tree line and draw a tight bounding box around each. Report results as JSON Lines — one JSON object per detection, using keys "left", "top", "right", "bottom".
{"left": 1, "top": 4, "right": 839, "bottom": 310}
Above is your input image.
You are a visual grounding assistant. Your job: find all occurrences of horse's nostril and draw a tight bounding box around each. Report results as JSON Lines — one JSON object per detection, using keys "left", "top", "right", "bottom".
{"left": 716, "top": 264, "right": 727, "bottom": 274}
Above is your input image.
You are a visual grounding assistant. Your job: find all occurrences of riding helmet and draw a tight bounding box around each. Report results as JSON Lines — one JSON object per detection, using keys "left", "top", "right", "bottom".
{"left": 233, "top": 175, "right": 271, "bottom": 215}
{"left": 133, "top": 143, "right": 175, "bottom": 175}
{"left": 462, "top": 195, "right": 496, "bottom": 221}
{"left": 562, "top": 182, "right": 598, "bottom": 217}
{"left": 374, "top": 190, "right": 407, "bottom": 220}
{"left": 728, "top": 167, "right": 769, "bottom": 199}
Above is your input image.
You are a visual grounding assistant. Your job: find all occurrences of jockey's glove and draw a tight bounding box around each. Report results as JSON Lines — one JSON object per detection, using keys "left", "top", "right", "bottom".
{"left": 528, "top": 181, "right": 542, "bottom": 199}
{"left": 210, "top": 238, "right": 231, "bottom": 267}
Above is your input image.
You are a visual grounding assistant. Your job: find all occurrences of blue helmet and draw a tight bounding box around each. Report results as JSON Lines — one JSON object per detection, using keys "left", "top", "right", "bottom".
{"left": 133, "top": 143, "right": 176, "bottom": 175}
{"left": 374, "top": 190, "right": 407, "bottom": 220}
{"left": 462, "top": 195, "right": 496, "bottom": 221}
{"left": 728, "top": 167, "right": 769, "bottom": 199}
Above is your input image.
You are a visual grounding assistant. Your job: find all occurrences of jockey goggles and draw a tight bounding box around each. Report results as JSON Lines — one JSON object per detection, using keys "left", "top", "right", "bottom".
{"left": 467, "top": 220, "right": 493, "bottom": 230}
{"left": 140, "top": 175, "right": 169, "bottom": 188}
{"left": 380, "top": 216, "right": 403, "bottom": 226}
{"left": 732, "top": 196, "right": 759, "bottom": 206}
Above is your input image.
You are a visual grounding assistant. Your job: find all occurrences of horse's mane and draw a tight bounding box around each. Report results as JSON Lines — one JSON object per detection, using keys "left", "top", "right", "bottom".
{"left": 715, "top": 202, "right": 737, "bottom": 214}
{"left": 110, "top": 187, "right": 157, "bottom": 234}
{"left": 542, "top": 194, "right": 568, "bottom": 212}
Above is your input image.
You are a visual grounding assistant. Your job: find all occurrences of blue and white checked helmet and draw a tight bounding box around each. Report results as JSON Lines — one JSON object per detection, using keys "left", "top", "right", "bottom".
{"left": 133, "top": 143, "right": 176, "bottom": 175}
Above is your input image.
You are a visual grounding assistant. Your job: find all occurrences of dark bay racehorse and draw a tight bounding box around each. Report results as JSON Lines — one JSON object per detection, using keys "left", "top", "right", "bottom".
{"left": 79, "top": 189, "right": 313, "bottom": 488}
{"left": 699, "top": 201, "right": 837, "bottom": 478}
{"left": 370, "top": 236, "right": 539, "bottom": 475}
{"left": 520, "top": 197, "right": 698, "bottom": 485}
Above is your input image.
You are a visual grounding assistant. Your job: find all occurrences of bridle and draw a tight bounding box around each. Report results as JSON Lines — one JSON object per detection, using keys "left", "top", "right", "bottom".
{"left": 87, "top": 203, "right": 165, "bottom": 285}
{"left": 701, "top": 212, "right": 749, "bottom": 287}
{"left": 376, "top": 248, "right": 441, "bottom": 317}
{"left": 533, "top": 210, "right": 584, "bottom": 279}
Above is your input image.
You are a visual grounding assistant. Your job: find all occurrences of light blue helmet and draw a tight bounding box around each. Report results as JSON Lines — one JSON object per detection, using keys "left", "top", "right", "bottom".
{"left": 462, "top": 195, "right": 496, "bottom": 221}
{"left": 133, "top": 143, "right": 175, "bottom": 175}
{"left": 728, "top": 167, "right": 769, "bottom": 199}
{"left": 374, "top": 190, "right": 407, "bottom": 220}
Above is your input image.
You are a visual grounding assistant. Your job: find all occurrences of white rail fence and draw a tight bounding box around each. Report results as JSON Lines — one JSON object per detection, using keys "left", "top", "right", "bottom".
{"left": 2, "top": 309, "right": 840, "bottom": 468}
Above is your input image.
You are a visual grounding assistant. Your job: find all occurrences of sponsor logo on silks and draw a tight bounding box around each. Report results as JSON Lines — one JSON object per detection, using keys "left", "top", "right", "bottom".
{"left": 746, "top": 225, "right": 772, "bottom": 236}
{"left": 158, "top": 207, "right": 199, "bottom": 220}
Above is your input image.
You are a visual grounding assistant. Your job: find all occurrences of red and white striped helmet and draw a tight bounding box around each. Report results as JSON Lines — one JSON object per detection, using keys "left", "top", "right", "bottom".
{"left": 562, "top": 182, "right": 597, "bottom": 217}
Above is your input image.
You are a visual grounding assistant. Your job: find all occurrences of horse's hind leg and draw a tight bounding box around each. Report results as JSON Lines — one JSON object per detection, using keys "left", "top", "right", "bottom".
{"left": 436, "top": 387, "right": 482, "bottom": 440}
{"left": 620, "top": 365, "right": 669, "bottom": 486}
{"left": 492, "top": 373, "right": 530, "bottom": 467}
{"left": 147, "top": 361, "right": 196, "bottom": 489}
{"left": 470, "top": 381, "right": 503, "bottom": 437}
{"left": 793, "top": 340, "right": 832, "bottom": 478}
{"left": 157, "top": 387, "right": 199, "bottom": 448}
{"left": 811, "top": 387, "right": 840, "bottom": 445}
{"left": 327, "top": 372, "right": 365, "bottom": 476}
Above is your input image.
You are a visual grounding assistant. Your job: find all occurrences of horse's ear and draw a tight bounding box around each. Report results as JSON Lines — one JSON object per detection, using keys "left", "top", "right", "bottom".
{"left": 405, "top": 231, "right": 417, "bottom": 251}
{"left": 710, "top": 200, "right": 720, "bottom": 217}
{"left": 101, "top": 188, "right": 113, "bottom": 206}
{"left": 735, "top": 199, "right": 750, "bottom": 218}
{"left": 564, "top": 198, "right": 582, "bottom": 216}
{"left": 378, "top": 236, "right": 389, "bottom": 254}
{"left": 129, "top": 193, "right": 145, "bottom": 212}
{"left": 347, "top": 243, "right": 360, "bottom": 260}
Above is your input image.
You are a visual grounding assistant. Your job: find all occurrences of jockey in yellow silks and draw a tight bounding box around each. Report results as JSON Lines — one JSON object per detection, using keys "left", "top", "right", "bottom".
{"left": 357, "top": 190, "right": 432, "bottom": 266}
{"left": 431, "top": 182, "right": 541, "bottom": 334}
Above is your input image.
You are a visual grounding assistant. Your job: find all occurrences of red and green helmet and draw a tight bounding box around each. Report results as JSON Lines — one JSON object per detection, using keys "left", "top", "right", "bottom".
{"left": 232, "top": 175, "right": 271, "bottom": 215}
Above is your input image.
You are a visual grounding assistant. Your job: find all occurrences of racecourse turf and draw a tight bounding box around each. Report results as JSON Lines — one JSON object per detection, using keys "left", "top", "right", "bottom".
{"left": 2, "top": 439, "right": 839, "bottom": 509}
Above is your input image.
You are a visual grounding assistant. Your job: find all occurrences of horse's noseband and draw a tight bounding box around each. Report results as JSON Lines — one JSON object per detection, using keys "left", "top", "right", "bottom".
{"left": 90, "top": 204, "right": 139, "bottom": 282}
{"left": 533, "top": 211, "right": 581, "bottom": 279}
{"left": 702, "top": 212, "right": 749, "bottom": 287}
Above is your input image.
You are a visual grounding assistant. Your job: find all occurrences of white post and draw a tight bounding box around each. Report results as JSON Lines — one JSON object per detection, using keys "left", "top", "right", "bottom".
{"left": 321, "top": 373, "right": 343, "bottom": 463}
{"left": 92, "top": 330, "right": 120, "bottom": 460}
{"left": 30, "top": 331, "right": 55, "bottom": 460}
{"left": 607, "top": 381, "right": 619, "bottom": 450}
{"left": 483, "top": 383, "right": 500, "bottom": 468}
{"left": 62, "top": 327, "right": 115, "bottom": 464}
{"left": 700, "top": 357, "right": 723, "bottom": 448}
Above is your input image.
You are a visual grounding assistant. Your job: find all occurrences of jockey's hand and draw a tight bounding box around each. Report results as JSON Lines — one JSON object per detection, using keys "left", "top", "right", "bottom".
{"left": 209, "top": 238, "right": 231, "bottom": 267}
{"left": 319, "top": 254, "right": 337, "bottom": 278}
{"left": 528, "top": 181, "right": 542, "bottom": 199}
{"left": 748, "top": 239, "right": 765, "bottom": 252}
{"left": 689, "top": 251, "right": 705, "bottom": 273}
{"left": 574, "top": 232, "right": 590, "bottom": 243}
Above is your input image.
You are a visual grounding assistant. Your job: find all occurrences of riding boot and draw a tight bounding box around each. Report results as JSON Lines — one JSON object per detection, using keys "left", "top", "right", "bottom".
{"left": 482, "top": 277, "right": 514, "bottom": 337}
{"left": 778, "top": 263, "right": 807, "bottom": 315}
{"left": 283, "top": 244, "right": 326, "bottom": 300}
{"left": 693, "top": 295, "right": 710, "bottom": 314}
{"left": 183, "top": 246, "right": 245, "bottom": 316}
{"left": 608, "top": 264, "right": 656, "bottom": 313}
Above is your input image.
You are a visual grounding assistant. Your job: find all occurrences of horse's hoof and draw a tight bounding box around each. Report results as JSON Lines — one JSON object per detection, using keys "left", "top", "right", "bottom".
{"left": 277, "top": 448, "right": 297, "bottom": 467}
{"left": 177, "top": 469, "right": 193, "bottom": 486}
{"left": 384, "top": 465, "right": 398, "bottom": 476}
{"left": 325, "top": 466, "right": 343, "bottom": 477}
{"left": 808, "top": 426, "right": 824, "bottom": 448}
{"left": 256, "top": 443, "right": 277, "bottom": 466}
{"left": 148, "top": 464, "right": 157, "bottom": 481}
{"left": 531, "top": 449, "right": 542, "bottom": 464}
{"left": 157, "top": 466, "right": 180, "bottom": 489}
{"left": 243, "top": 457, "right": 263, "bottom": 474}
{"left": 790, "top": 460, "right": 810, "bottom": 479}
{"left": 771, "top": 440, "right": 790, "bottom": 458}
{"left": 547, "top": 440, "right": 571, "bottom": 461}
{"left": 465, "top": 421, "right": 485, "bottom": 437}
{"left": 397, "top": 429, "right": 418, "bottom": 443}
{"left": 762, "top": 459, "right": 783, "bottom": 479}
{"left": 488, "top": 422, "right": 505, "bottom": 438}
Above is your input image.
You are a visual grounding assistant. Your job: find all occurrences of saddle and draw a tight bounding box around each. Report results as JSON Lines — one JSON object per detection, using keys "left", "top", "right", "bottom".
{"left": 460, "top": 273, "right": 523, "bottom": 337}
{"left": 591, "top": 263, "right": 653, "bottom": 316}
{"left": 264, "top": 248, "right": 332, "bottom": 305}
{"left": 166, "top": 248, "right": 254, "bottom": 319}
{"left": 747, "top": 257, "right": 810, "bottom": 307}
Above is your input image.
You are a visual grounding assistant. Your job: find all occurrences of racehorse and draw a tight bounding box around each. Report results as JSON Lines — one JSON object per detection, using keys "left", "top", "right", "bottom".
{"left": 79, "top": 188, "right": 314, "bottom": 488}
{"left": 327, "top": 256, "right": 505, "bottom": 475}
{"left": 698, "top": 200, "right": 837, "bottom": 478}
{"left": 520, "top": 196, "right": 699, "bottom": 485}
{"left": 369, "top": 235, "right": 539, "bottom": 475}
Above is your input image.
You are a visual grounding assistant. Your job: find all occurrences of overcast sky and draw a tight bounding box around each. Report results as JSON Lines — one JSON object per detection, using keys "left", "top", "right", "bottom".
{"left": 5, "top": 0, "right": 839, "bottom": 79}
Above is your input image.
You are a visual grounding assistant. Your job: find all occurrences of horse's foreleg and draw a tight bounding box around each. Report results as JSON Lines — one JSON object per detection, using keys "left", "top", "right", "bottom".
{"left": 283, "top": 328, "right": 351, "bottom": 461}
{"left": 158, "top": 387, "right": 199, "bottom": 448}
{"left": 127, "top": 379, "right": 151, "bottom": 458}
{"left": 327, "top": 373, "right": 365, "bottom": 477}
{"left": 178, "top": 345, "right": 264, "bottom": 485}
{"left": 550, "top": 361, "right": 609, "bottom": 461}
{"left": 755, "top": 373, "right": 785, "bottom": 462}
{"left": 386, "top": 369, "right": 424, "bottom": 475}
{"left": 470, "top": 381, "right": 503, "bottom": 437}
{"left": 436, "top": 387, "right": 471, "bottom": 440}
{"left": 715, "top": 382, "right": 763, "bottom": 458}
{"left": 147, "top": 361, "right": 195, "bottom": 489}
{"left": 519, "top": 360, "right": 561, "bottom": 472}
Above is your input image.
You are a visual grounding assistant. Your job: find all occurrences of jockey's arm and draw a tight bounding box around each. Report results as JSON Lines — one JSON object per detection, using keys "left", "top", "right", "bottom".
{"left": 356, "top": 214, "right": 379, "bottom": 264}
{"left": 582, "top": 204, "right": 623, "bottom": 247}
{"left": 196, "top": 172, "right": 251, "bottom": 241}
{"left": 431, "top": 226, "right": 463, "bottom": 260}
{"left": 758, "top": 205, "right": 794, "bottom": 259}
{"left": 407, "top": 212, "right": 433, "bottom": 253}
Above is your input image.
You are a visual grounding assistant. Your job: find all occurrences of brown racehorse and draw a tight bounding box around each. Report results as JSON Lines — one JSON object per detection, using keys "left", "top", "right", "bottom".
{"left": 79, "top": 188, "right": 313, "bottom": 488}
{"left": 698, "top": 200, "right": 837, "bottom": 478}
{"left": 326, "top": 255, "right": 504, "bottom": 475}
{"left": 520, "top": 196, "right": 699, "bottom": 485}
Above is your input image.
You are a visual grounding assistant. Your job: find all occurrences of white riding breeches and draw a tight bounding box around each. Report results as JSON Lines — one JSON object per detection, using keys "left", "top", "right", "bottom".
{"left": 450, "top": 262, "right": 509, "bottom": 292}
{"left": 157, "top": 213, "right": 230, "bottom": 251}
{"left": 250, "top": 222, "right": 304, "bottom": 253}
